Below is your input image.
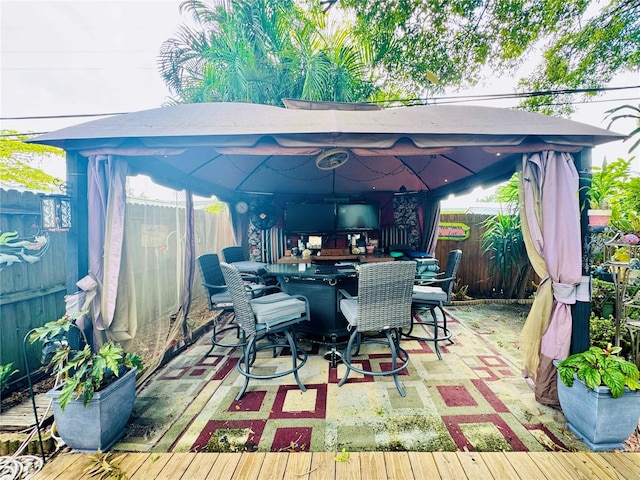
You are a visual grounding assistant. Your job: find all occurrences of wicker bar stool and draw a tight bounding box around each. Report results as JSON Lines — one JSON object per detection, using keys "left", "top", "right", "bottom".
{"left": 197, "top": 253, "right": 269, "bottom": 349}
{"left": 337, "top": 261, "right": 416, "bottom": 397}
{"left": 221, "top": 262, "right": 311, "bottom": 400}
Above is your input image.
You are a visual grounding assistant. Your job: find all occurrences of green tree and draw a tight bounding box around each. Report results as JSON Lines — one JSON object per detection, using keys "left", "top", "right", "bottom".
{"left": 603, "top": 104, "right": 640, "bottom": 232}
{"left": 158, "top": 0, "right": 410, "bottom": 104}
{"left": 339, "top": 0, "right": 638, "bottom": 114}
{"left": 517, "top": 2, "right": 639, "bottom": 115}
{"left": 0, "top": 130, "right": 64, "bottom": 191}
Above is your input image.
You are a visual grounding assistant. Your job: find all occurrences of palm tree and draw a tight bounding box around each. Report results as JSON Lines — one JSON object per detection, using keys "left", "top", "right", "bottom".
{"left": 158, "top": 0, "right": 403, "bottom": 105}
{"left": 606, "top": 103, "right": 640, "bottom": 154}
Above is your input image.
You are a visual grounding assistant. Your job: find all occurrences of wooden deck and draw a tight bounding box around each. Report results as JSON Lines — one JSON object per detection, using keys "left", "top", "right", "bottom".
{"left": 0, "top": 394, "right": 52, "bottom": 431}
{"left": 31, "top": 451, "right": 640, "bottom": 479}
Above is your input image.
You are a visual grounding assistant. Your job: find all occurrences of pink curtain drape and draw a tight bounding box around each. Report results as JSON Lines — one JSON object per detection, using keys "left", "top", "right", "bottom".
{"left": 520, "top": 151, "right": 582, "bottom": 405}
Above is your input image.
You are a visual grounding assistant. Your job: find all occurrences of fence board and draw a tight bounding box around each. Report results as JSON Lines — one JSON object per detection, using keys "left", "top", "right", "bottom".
{"left": 1, "top": 190, "right": 67, "bottom": 386}
{"left": 435, "top": 213, "right": 536, "bottom": 298}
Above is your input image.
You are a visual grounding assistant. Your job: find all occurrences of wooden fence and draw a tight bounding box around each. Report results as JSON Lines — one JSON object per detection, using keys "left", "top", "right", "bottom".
{"left": 0, "top": 191, "right": 232, "bottom": 390}
{"left": 0, "top": 189, "right": 67, "bottom": 385}
{"left": 435, "top": 213, "right": 536, "bottom": 298}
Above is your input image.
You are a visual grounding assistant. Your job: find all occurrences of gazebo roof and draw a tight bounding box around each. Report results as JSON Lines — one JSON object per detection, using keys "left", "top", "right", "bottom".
{"left": 30, "top": 102, "right": 624, "bottom": 200}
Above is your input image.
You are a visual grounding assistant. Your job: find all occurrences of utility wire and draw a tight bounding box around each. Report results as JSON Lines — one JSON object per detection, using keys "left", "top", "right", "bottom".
{"left": 379, "top": 85, "right": 640, "bottom": 106}
{"left": 1, "top": 112, "right": 129, "bottom": 121}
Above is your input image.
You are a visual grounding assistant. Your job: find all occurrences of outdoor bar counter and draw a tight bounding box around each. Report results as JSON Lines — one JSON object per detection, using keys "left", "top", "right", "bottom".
{"left": 265, "top": 262, "right": 363, "bottom": 344}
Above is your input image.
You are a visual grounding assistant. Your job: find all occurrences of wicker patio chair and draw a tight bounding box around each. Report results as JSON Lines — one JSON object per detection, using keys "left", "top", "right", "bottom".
{"left": 220, "top": 262, "right": 311, "bottom": 400}
{"left": 197, "top": 253, "right": 269, "bottom": 349}
{"left": 337, "top": 260, "right": 416, "bottom": 397}
{"left": 407, "top": 249, "right": 462, "bottom": 360}
{"left": 221, "top": 246, "right": 246, "bottom": 264}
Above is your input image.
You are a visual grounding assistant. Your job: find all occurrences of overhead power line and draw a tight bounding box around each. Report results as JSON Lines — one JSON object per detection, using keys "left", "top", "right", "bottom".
{"left": 381, "top": 85, "right": 640, "bottom": 106}
{"left": 1, "top": 112, "right": 129, "bottom": 121}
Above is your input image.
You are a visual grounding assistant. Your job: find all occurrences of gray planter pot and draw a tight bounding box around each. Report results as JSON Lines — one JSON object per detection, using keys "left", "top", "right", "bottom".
{"left": 557, "top": 371, "right": 640, "bottom": 451}
{"left": 46, "top": 367, "right": 137, "bottom": 452}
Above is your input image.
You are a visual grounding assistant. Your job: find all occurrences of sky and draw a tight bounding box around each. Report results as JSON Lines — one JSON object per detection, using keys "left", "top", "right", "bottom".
{"left": 1, "top": 0, "right": 638, "bottom": 203}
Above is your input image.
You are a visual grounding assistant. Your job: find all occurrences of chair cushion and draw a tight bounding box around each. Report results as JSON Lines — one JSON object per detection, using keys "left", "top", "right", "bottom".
{"left": 250, "top": 294, "right": 306, "bottom": 330}
{"left": 412, "top": 285, "right": 447, "bottom": 303}
{"left": 210, "top": 290, "right": 232, "bottom": 305}
{"left": 231, "top": 260, "right": 268, "bottom": 275}
{"left": 339, "top": 298, "right": 358, "bottom": 326}
{"left": 250, "top": 292, "right": 290, "bottom": 304}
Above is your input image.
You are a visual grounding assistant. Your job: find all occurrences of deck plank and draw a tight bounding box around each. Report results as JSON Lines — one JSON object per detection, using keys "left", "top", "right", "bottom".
{"left": 308, "top": 451, "right": 335, "bottom": 480}
{"left": 614, "top": 452, "right": 640, "bottom": 468}
{"left": 154, "top": 452, "right": 196, "bottom": 480}
{"left": 115, "top": 452, "right": 151, "bottom": 478}
{"left": 0, "top": 394, "right": 53, "bottom": 431}
{"left": 598, "top": 452, "right": 640, "bottom": 479}
{"left": 567, "top": 452, "right": 623, "bottom": 480}
{"left": 256, "top": 451, "right": 288, "bottom": 480}
{"left": 503, "top": 452, "right": 553, "bottom": 480}
{"left": 526, "top": 451, "right": 577, "bottom": 480}
{"left": 129, "top": 452, "right": 173, "bottom": 480}
{"left": 335, "top": 451, "right": 361, "bottom": 480}
{"left": 433, "top": 451, "right": 468, "bottom": 480}
{"left": 32, "top": 452, "right": 84, "bottom": 480}
{"left": 234, "top": 452, "right": 266, "bottom": 480}
{"left": 384, "top": 451, "right": 415, "bottom": 480}
{"left": 210, "top": 452, "right": 243, "bottom": 480}
{"left": 178, "top": 452, "right": 218, "bottom": 479}
{"left": 406, "top": 452, "right": 442, "bottom": 480}
{"left": 361, "top": 451, "right": 389, "bottom": 480}
{"left": 456, "top": 452, "right": 493, "bottom": 479}
{"left": 282, "top": 451, "right": 313, "bottom": 480}
{"left": 477, "top": 452, "right": 523, "bottom": 479}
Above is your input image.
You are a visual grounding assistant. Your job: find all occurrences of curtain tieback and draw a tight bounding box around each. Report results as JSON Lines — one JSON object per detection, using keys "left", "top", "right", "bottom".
{"left": 575, "top": 276, "right": 591, "bottom": 303}
{"left": 552, "top": 281, "right": 577, "bottom": 305}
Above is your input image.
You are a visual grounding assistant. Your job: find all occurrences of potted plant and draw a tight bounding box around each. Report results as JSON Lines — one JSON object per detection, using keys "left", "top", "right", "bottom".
{"left": 556, "top": 344, "right": 640, "bottom": 451}
{"left": 29, "top": 313, "right": 143, "bottom": 452}
{"left": 585, "top": 158, "right": 631, "bottom": 227}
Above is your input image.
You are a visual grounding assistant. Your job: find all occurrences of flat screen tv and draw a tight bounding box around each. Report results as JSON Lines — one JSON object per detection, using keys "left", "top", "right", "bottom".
{"left": 285, "top": 203, "right": 335, "bottom": 233}
{"left": 336, "top": 204, "right": 379, "bottom": 231}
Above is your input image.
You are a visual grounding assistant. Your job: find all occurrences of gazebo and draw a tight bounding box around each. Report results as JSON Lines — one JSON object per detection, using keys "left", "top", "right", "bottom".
{"left": 28, "top": 101, "right": 624, "bottom": 404}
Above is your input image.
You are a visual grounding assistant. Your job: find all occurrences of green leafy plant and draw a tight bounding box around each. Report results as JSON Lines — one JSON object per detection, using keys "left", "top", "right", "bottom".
{"left": 479, "top": 173, "right": 533, "bottom": 300}
{"left": 590, "top": 278, "right": 615, "bottom": 318}
{"left": 481, "top": 213, "right": 530, "bottom": 299}
{"left": 557, "top": 344, "right": 640, "bottom": 399}
{"left": 610, "top": 175, "right": 640, "bottom": 233}
{"left": 29, "top": 313, "right": 143, "bottom": 411}
{"left": 585, "top": 158, "right": 631, "bottom": 210}
{"left": 0, "top": 363, "right": 18, "bottom": 390}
